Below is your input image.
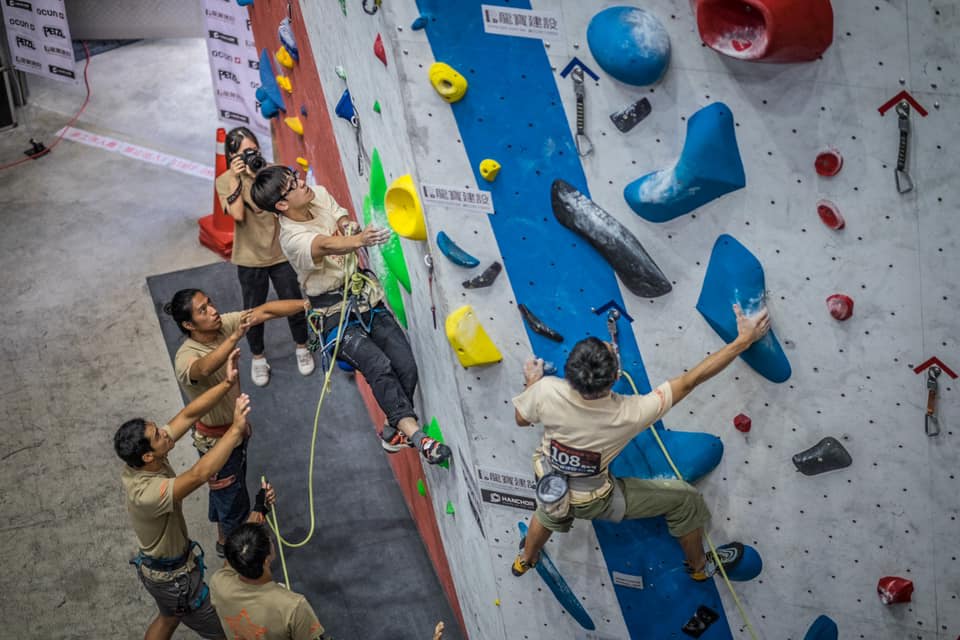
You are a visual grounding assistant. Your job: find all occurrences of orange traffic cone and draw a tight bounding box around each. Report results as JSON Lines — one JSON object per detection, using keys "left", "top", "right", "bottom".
{"left": 197, "top": 127, "right": 234, "bottom": 258}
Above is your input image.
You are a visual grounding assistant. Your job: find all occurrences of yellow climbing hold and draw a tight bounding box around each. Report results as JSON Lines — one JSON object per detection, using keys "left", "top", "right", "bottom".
{"left": 494, "top": 599, "right": 501, "bottom": 607}
{"left": 479, "top": 159, "right": 501, "bottom": 182}
{"left": 276, "top": 46, "right": 294, "bottom": 69}
{"left": 296, "top": 157, "right": 310, "bottom": 171}
{"left": 429, "top": 62, "right": 468, "bottom": 103}
{"left": 276, "top": 75, "right": 293, "bottom": 94}
{"left": 284, "top": 117, "right": 304, "bottom": 136}
{"left": 445, "top": 305, "right": 502, "bottom": 368}
{"left": 385, "top": 174, "right": 427, "bottom": 240}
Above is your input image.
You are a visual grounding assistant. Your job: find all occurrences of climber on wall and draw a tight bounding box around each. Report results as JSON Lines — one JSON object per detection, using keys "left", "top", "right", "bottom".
{"left": 511, "top": 304, "right": 770, "bottom": 581}
{"left": 250, "top": 165, "right": 452, "bottom": 465}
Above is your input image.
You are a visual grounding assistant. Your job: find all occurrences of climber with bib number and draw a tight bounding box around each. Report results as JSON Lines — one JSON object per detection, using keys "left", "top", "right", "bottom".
{"left": 251, "top": 165, "right": 451, "bottom": 466}
{"left": 511, "top": 304, "right": 770, "bottom": 581}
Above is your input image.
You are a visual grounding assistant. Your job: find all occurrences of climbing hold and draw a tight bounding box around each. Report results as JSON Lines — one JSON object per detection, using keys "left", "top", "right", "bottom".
{"left": 733, "top": 413, "right": 751, "bottom": 432}
{"left": 368, "top": 149, "right": 411, "bottom": 292}
{"left": 551, "top": 180, "right": 671, "bottom": 298}
{"left": 257, "top": 49, "right": 287, "bottom": 117}
{"left": 877, "top": 576, "right": 913, "bottom": 604}
{"left": 373, "top": 100, "right": 381, "bottom": 114}
{"left": 237, "top": 0, "right": 253, "bottom": 6}
{"left": 411, "top": 15, "right": 428, "bottom": 30}
{"left": 335, "top": 89, "right": 357, "bottom": 122}
{"left": 681, "top": 605, "right": 720, "bottom": 638}
{"left": 300, "top": 105, "right": 308, "bottom": 117}
{"left": 436, "top": 231, "right": 480, "bottom": 268}
{"left": 792, "top": 437, "right": 852, "bottom": 476}
{"left": 494, "top": 599, "right": 500, "bottom": 607}
{"left": 374, "top": 33, "right": 387, "bottom": 66}
{"left": 381, "top": 270, "right": 408, "bottom": 328}
{"left": 479, "top": 159, "right": 501, "bottom": 182}
{"left": 283, "top": 117, "right": 303, "bottom": 136}
{"left": 826, "top": 294, "right": 853, "bottom": 321}
{"left": 518, "top": 304, "right": 564, "bottom": 343}
{"left": 803, "top": 615, "right": 838, "bottom": 640}
{"left": 275, "top": 46, "right": 294, "bottom": 70}
{"left": 256, "top": 87, "right": 280, "bottom": 119}
{"left": 445, "top": 305, "right": 503, "bottom": 368}
{"left": 693, "top": 0, "right": 834, "bottom": 63}
{"left": 624, "top": 102, "right": 745, "bottom": 223}
{"left": 445, "top": 501, "right": 455, "bottom": 515}
{"left": 610, "top": 97, "right": 652, "bottom": 133}
{"left": 817, "top": 199, "right": 844, "bottom": 230}
{"left": 295, "top": 157, "right": 309, "bottom": 171}
{"left": 417, "top": 479, "right": 426, "bottom": 496}
{"left": 429, "top": 62, "right": 468, "bottom": 103}
{"left": 462, "top": 262, "right": 502, "bottom": 289}
{"left": 587, "top": 7, "right": 670, "bottom": 86}
{"left": 815, "top": 148, "right": 843, "bottom": 177}
{"left": 335, "top": 65, "right": 347, "bottom": 80}
{"left": 424, "top": 417, "right": 449, "bottom": 469}
{"left": 722, "top": 543, "right": 762, "bottom": 581}
{"left": 278, "top": 17, "right": 299, "bottom": 62}
{"left": 619, "top": 429, "right": 723, "bottom": 484}
{"left": 385, "top": 175, "right": 427, "bottom": 241}
{"left": 276, "top": 75, "right": 292, "bottom": 94}
{"left": 696, "top": 234, "right": 791, "bottom": 383}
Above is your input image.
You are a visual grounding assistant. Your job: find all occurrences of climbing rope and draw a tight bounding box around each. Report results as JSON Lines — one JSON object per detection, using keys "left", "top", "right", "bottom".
{"left": 621, "top": 370, "right": 760, "bottom": 640}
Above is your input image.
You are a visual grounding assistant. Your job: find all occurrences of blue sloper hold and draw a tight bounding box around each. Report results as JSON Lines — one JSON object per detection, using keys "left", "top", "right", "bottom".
{"left": 257, "top": 49, "right": 286, "bottom": 118}
{"left": 587, "top": 6, "right": 670, "bottom": 86}
{"left": 803, "top": 615, "right": 839, "bottom": 640}
{"left": 624, "top": 102, "right": 745, "bottom": 223}
{"left": 723, "top": 544, "right": 762, "bottom": 581}
{"left": 436, "top": 231, "right": 480, "bottom": 267}
{"left": 696, "top": 235, "right": 791, "bottom": 383}
{"left": 278, "top": 17, "right": 299, "bottom": 61}
{"left": 613, "top": 429, "right": 723, "bottom": 485}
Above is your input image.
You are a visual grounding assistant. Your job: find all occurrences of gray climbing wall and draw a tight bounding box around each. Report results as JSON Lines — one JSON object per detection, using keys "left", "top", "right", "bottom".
{"left": 295, "top": 0, "right": 960, "bottom": 638}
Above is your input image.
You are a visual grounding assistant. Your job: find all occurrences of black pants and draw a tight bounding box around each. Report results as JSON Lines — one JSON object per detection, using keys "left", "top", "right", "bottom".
{"left": 237, "top": 262, "right": 308, "bottom": 355}
{"left": 316, "top": 302, "right": 419, "bottom": 429}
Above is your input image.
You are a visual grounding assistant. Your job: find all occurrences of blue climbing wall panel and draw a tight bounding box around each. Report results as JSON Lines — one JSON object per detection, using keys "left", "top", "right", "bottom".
{"left": 416, "top": 1, "right": 733, "bottom": 637}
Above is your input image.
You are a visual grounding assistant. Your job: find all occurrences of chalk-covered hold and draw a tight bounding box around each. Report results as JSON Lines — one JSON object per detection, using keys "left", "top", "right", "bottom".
{"left": 587, "top": 6, "right": 671, "bottom": 86}
{"left": 445, "top": 306, "right": 502, "bottom": 368}
{"left": 826, "top": 294, "right": 853, "bottom": 321}
{"left": 877, "top": 576, "right": 913, "bottom": 604}
{"left": 385, "top": 174, "right": 427, "bottom": 240}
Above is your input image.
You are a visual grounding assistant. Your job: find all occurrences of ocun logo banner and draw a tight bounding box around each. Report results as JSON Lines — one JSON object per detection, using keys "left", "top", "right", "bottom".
{"left": 2, "top": 0, "right": 77, "bottom": 82}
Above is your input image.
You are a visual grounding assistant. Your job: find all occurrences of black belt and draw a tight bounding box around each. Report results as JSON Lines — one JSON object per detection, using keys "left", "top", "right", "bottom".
{"left": 131, "top": 545, "right": 191, "bottom": 572}
{"left": 308, "top": 290, "right": 343, "bottom": 308}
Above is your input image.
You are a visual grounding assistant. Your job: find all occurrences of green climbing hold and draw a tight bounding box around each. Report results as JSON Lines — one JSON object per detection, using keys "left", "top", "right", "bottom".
{"left": 445, "top": 501, "right": 455, "bottom": 515}
{"left": 417, "top": 479, "right": 426, "bottom": 496}
{"left": 338, "top": 0, "right": 346, "bottom": 16}
{"left": 369, "top": 148, "right": 411, "bottom": 292}
{"left": 424, "top": 417, "right": 449, "bottom": 469}
{"left": 381, "top": 271, "right": 407, "bottom": 328}
{"left": 373, "top": 100, "right": 381, "bottom": 114}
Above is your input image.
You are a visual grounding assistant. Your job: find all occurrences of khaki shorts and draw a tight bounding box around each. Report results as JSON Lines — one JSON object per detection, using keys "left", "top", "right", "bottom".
{"left": 534, "top": 477, "right": 710, "bottom": 538}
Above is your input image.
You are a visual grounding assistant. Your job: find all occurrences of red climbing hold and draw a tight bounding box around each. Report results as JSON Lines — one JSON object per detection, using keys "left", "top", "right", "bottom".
{"left": 826, "top": 294, "right": 853, "bottom": 321}
{"left": 815, "top": 149, "right": 842, "bottom": 176}
{"left": 733, "top": 413, "right": 751, "bottom": 433}
{"left": 816, "top": 200, "right": 844, "bottom": 230}
{"left": 877, "top": 576, "right": 913, "bottom": 604}
{"left": 374, "top": 33, "right": 387, "bottom": 66}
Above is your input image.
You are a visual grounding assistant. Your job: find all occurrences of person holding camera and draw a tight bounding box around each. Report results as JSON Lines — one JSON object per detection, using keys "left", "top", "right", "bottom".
{"left": 216, "top": 127, "right": 313, "bottom": 386}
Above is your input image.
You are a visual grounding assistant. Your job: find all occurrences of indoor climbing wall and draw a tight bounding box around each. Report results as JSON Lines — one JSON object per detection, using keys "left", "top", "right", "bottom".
{"left": 256, "top": 1, "right": 959, "bottom": 638}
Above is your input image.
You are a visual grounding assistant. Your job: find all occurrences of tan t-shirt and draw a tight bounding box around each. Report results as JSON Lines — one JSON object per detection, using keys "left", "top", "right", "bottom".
{"left": 278, "top": 185, "right": 384, "bottom": 314}
{"left": 512, "top": 376, "right": 673, "bottom": 483}
{"left": 216, "top": 172, "right": 287, "bottom": 268}
{"left": 174, "top": 311, "right": 242, "bottom": 428}
{"left": 210, "top": 566, "right": 326, "bottom": 640}
{"left": 121, "top": 444, "right": 189, "bottom": 561}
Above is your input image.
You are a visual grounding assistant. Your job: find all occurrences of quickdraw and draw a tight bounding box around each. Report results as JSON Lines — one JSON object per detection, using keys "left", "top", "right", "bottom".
{"left": 925, "top": 365, "right": 941, "bottom": 436}
{"left": 894, "top": 101, "right": 913, "bottom": 194}
{"left": 571, "top": 67, "right": 593, "bottom": 157}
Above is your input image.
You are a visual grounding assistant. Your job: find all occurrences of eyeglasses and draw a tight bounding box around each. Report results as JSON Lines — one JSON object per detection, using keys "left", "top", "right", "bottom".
{"left": 271, "top": 168, "right": 300, "bottom": 209}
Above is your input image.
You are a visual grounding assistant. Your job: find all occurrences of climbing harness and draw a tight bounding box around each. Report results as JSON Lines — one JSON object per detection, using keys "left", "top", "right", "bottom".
{"left": 362, "top": 0, "right": 382, "bottom": 15}
{"left": 925, "top": 365, "right": 941, "bottom": 437}
{"left": 425, "top": 254, "right": 437, "bottom": 329}
{"left": 571, "top": 67, "right": 594, "bottom": 157}
{"left": 130, "top": 541, "right": 209, "bottom": 612}
{"left": 894, "top": 101, "right": 913, "bottom": 194}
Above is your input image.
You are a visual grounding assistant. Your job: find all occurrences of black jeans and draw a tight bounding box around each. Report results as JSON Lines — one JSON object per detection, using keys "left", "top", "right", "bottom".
{"left": 237, "top": 262, "right": 308, "bottom": 355}
{"left": 316, "top": 302, "right": 419, "bottom": 428}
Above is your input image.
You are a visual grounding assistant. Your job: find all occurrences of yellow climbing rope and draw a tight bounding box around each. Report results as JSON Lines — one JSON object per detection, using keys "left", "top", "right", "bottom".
{"left": 621, "top": 370, "right": 760, "bottom": 640}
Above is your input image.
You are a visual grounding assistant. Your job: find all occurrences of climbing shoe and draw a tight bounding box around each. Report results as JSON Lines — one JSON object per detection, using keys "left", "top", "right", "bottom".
{"left": 380, "top": 423, "right": 413, "bottom": 453}
{"left": 419, "top": 436, "right": 451, "bottom": 465}
{"left": 686, "top": 541, "right": 743, "bottom": 581}
{"left": 511, "top": 538, "right": 538, "bottom": 577}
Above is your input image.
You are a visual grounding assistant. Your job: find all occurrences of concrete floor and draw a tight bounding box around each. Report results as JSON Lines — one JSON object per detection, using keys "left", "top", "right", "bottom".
{"left": 0, "top": 39, "right": 234, "bottom": 638}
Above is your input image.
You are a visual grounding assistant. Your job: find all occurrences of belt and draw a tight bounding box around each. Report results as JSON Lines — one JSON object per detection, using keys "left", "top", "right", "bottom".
{"left": 195, "top": 421, "right": 231, "bottom": 438}
{"left": 308, "top": 290, "right": 343, "bottom": 308}
{"left": 536, "top": 456, "right": 612, "bottom": 495}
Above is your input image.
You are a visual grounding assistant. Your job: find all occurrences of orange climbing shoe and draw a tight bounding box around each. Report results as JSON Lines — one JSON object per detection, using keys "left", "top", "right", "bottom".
{"left": 419, "top": 436, "right": 451, "bottom": 465}
{"left": 687, "top": 542, "right": 743, "bottom": 581}
{"left": 380, "top": 424, "right": 413, "bottom": 453}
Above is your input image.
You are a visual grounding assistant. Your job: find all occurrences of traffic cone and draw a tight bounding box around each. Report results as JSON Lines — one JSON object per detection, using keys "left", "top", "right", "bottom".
{"left": 197, "top": 128, "right": 234, "bottom": 258}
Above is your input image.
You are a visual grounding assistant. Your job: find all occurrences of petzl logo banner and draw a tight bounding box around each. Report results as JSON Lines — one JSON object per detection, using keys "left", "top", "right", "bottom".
{"left": 2, "top": 0, "right": 77, "bottom": 83}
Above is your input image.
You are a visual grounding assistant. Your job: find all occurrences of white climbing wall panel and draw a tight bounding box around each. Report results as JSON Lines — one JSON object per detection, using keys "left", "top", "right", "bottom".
{"left": 297, "top": 0, "right": 959, "bottom": 638}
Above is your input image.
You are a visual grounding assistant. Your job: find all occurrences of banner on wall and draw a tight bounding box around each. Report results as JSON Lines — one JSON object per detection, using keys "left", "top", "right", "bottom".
{"left": 201, "top": 1, "right": 271, "bottom": 143}
{"left": 1, "top": 0, "right": 78, "bottom": 84}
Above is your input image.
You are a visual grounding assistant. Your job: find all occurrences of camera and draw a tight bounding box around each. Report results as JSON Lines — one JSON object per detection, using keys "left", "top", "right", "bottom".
{"left": 241, "top": 148, "right": 266, "bottom": 172}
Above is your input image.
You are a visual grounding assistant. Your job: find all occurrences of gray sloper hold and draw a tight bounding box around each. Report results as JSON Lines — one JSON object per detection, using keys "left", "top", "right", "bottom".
{"left": 550, "top": 180, "right": 671, "bottom": 298}
{"left": 792, "top": 437, "right": 852, "bottom": 476}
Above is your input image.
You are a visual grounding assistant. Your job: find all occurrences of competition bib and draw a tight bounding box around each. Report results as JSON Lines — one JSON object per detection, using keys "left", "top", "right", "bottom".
{"left": 549, "top": 439, "right": 601, "bottom": 475}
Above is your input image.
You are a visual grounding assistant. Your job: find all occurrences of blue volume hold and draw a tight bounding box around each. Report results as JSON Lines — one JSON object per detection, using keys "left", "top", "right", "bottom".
{"left": 436, "top": 231, "right": 480, "bottom": 267}
{"left": 612, "top": 428, "right": 723, "bottom": 485}
{"left": 696, "top": 235, "right": 791, "bottom": 383}
{"left": 803, "top": 615, "right": 839, "bottom": 640}
{"left": 624, "top": 102, "right": 745, "bottom": 223}
{"left": 587, "top": 6, "right": 670, "bottom": 86}
{"left": 335, "top": 89, "right": 356, "bottom": 122}
{"left": 518, "top": 521, "right": 596, "bottom": 630}
{"left": 257, "top": 49, "right": 286, "bottom": 118}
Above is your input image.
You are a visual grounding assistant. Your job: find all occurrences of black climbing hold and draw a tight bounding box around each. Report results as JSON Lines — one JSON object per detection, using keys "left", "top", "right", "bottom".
{"left": 463, "top": 261, "right": 502, "bottom": 289}
{"left": 610, "top": 97, "right": 652, "bottom": 133}
{"left": 682, "top": 605, "right": 720, "bottom": 638}
{"left": 518, "top": 303, "right": 564, "bottom": 343}
{"left": 551, "top": 180, "right": 671, "bottom": 298}
{"left": 792, "top": 437, "right": 852, "bottom": 476}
